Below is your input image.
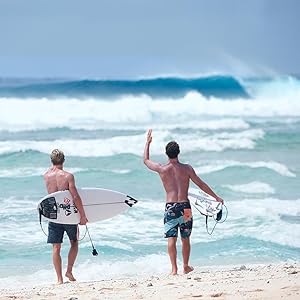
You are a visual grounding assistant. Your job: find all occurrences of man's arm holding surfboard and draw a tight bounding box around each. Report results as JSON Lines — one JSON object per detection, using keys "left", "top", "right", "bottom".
{"left": 188, "top": 166, "right": 224, "bottom": 204}
{"left": 68, "top": 174, "right": 88, "bottom": 225}
{"left": 143, "top": 129, "right": 163, "bottom": 172}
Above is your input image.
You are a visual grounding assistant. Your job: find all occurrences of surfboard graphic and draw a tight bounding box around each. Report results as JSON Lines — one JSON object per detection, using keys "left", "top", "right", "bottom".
{"left": 188, "top": 188, "right": 222, "bottom": 217}
{"left": 38, "top": 188, "right": 138, "bottom": 224}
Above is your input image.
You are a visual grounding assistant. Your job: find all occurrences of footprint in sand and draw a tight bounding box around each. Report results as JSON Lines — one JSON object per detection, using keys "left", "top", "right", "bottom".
{"left": 211, "top": 292, "right": 223, "bottom": 297}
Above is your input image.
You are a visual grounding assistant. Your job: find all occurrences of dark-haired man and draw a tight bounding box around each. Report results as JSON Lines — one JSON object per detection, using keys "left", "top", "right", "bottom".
{"left": 143, "top": 129, "right": 223, "bottom": 275}
{"left": 44, "top": 149, "right": 88, "bottom": 284}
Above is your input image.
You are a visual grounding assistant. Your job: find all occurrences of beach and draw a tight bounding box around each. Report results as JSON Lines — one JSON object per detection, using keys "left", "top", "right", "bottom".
{"left": 0, "top": 76, "right": 299, "bottom": 295}
{"left": 1, "top": 262, "right": 299, "bottom": 300}
{"left": 1, "top": 1, "right": 300, "bottom": 299}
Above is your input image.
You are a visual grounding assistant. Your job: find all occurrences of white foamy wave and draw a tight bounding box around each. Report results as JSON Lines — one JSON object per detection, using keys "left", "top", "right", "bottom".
{"left": 0, "top": 90, "right": 300, "bottom": 132}
{"left": 196, "top": 160, "right": 296, "bottom": 177}
{"left": 0, "top": 167, "right": 131, "bottom": 178}
{"left": 110, "top": 118, "right": 250, "bottom": 131}
{"left": 223, "top": 181, "right": 275, "bottom": 194}
{"left": 110, "top": 169, "right": 132, "bottom": 174}
{"left": 0, "top": 167, "right": 85, "bottom": 178}
{"left": 245, "top": 76, "right": 300, "bottom": 100}
{"left": 77, "top": 253, "right": 169, "bottom": 281}
{"left": 0, "top": 96, "right": 152, "bottom": 131}
{"left": 0, "top": 196, "right": 49, "bottom": 245}
{"left": 0, "top": 253, "right": 169, "bottom": 289}
{"left": 150, "top": 87, "right": 300, "bottom": 118}
{"left": 0, "top": 198, "right": 163, "bottom": 247}
{"left": 218, "top": 198, "right": 300, "bottom": 248}
{"left": 0, "top": 129, "right": 264, "bottom": 156}
{"left": 0, "top": 268, "right": 54, "bottom": 289}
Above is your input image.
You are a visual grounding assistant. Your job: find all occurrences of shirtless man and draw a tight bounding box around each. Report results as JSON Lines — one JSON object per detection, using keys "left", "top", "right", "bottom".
{"left": 143, "top": 129, "right": 223, "bottom": 275}
{"left": 44, "top": 149, "right": 88, "bottom": 284}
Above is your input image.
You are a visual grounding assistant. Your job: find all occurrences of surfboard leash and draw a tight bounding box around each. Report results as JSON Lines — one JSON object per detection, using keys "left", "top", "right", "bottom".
{"left": 192, "top": 203, "right": 228, "bottom": 235}
{"left": 85, "top": 225, "right": 98, "bottom": 256}
{"left": 39, "top": 209, "right": 98, "bottom": 256}
{"left": 39, "top": 208, "right": 49, "bottom": 237}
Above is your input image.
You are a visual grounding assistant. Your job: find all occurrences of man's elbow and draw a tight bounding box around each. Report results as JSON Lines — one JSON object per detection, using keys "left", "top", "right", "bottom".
{"left": 143, "top": 159, "right": 151, "bottom": 168}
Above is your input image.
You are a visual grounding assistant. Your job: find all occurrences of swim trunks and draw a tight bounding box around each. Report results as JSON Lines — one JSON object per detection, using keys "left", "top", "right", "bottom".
{"left": 47, "top": 222, "right": 78, "bottom": 244}
{"left": 164, "top": 202, "right": 193, "bottom": 238}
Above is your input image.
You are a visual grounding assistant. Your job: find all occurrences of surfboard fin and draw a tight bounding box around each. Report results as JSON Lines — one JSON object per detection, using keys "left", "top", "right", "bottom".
{"left": 216, "top": 209, "right": 223, "bottom": 221}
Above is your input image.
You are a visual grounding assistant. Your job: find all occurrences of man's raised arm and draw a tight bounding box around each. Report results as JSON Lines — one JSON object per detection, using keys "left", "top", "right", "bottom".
{"left": 143, "top": 129, "right": 162, "bottom": 173}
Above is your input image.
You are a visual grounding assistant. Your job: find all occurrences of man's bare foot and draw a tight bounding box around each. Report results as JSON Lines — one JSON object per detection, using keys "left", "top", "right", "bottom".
{"left": 57, "top": 279, "right": 63, "bottom": 285}
{"left": 183, "top": 265, "right": 194, "bottom": 274}
{"left": 65, "top": 272, "right": 76, "bottom": 281}
{"left": 169, "top": 268, "right": 178, "bottom": 275}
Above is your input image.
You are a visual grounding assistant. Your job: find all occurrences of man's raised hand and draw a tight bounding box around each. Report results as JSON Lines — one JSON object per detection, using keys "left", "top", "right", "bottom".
{"left": 147, "top": 129, "right": 153, "bottom": 144}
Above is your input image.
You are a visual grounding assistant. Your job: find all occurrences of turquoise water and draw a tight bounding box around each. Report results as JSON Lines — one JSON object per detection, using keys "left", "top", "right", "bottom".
{"left": 0, "top": 75, "right": 299, "bottom": 287}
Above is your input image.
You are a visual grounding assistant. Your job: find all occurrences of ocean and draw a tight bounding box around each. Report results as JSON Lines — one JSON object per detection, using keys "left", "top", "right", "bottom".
{"left": 0, "top": 75, "right": 299, "bottom": 287}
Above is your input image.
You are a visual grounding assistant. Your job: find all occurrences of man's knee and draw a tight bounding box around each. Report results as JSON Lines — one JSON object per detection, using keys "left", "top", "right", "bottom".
{"left": 168, "top": 237, "right": 177, "bottom": 246}
{"left": 181, "top": 237, "right": 190, "bottom": 244}
{"left": 53, "top": 243, "right": 61, "bottom": 254}
{"left": 70, "top": 240, "right": 78, "bottom": 248}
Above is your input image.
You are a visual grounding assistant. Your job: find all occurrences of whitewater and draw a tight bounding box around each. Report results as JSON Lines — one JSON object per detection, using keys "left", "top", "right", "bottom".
{"left": 0, "top": 75, "right": 299, "bottom": 288}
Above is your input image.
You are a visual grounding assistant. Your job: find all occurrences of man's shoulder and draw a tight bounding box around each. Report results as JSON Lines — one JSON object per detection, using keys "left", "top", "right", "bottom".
{"left": 180, "top": 163, "right": 194, "bottom": 175}
{"left": 179, "top": 162, "right": 193, "bottom": 169}
{"left": 62, "top": 170, "right": 74, "bottom": 178}
{"left": 43, "top": 168, "right": 52, "bottom": 177}
{"left": 162, "top": 162, "right": 192, "bottom": 172}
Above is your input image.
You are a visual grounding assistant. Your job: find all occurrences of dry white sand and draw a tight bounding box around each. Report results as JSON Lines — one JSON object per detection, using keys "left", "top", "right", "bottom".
{"left": 1, "top": 262, "right": 299, "bottom": 300}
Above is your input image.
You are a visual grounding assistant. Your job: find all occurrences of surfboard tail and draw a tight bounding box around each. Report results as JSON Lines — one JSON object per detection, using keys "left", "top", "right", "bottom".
{"left": 39, "top": 197, "right": 58, "bottom": 220}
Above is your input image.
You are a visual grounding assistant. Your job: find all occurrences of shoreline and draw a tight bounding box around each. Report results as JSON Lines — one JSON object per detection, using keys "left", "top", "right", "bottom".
{"left": 1, "top": 262, "right": 299, "bottom": 300}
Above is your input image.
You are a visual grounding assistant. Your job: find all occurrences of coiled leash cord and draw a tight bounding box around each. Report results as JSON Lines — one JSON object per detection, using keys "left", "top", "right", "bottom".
{"left": 192, "top": 203, "right": 228, "bottom": 235}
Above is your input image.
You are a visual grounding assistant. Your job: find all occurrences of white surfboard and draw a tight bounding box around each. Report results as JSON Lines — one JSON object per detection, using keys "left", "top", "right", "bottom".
{"left": 188, "top": 188, "right": 222, "bottom": 217}
{"left": 38, "top": 188, "right": 138, "bottom": 224}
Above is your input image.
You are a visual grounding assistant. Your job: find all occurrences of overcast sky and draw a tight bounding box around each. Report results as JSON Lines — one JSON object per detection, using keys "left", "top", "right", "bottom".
{"left": 0, "top": 0, "right": 299, "bottom": 78}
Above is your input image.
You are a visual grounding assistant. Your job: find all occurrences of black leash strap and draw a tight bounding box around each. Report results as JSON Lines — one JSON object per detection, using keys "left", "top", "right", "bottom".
{"left": 86, "top": 225, "right": 98, "bottom": 256}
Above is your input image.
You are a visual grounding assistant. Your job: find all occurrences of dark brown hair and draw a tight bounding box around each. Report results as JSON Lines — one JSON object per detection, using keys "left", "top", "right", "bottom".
{"left": 165, "top": 141, "right": 180, "bottom": 159}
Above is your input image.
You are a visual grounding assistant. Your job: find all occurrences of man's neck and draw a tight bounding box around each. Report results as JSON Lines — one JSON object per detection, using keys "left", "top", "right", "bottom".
{"left": 52, "top": 164, "right": 63, "bottom": 170}
{"left": 169, "top": 158, "right": 179, "bottom": 164}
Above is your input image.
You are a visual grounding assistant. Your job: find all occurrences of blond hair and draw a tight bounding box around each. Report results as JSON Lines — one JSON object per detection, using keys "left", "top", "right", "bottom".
{"left": 50, "top": 149, "right": 65, "bottom": 165}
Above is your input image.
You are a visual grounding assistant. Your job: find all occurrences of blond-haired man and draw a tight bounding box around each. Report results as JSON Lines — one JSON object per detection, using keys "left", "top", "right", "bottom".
{"left": 44, "top": 149, "right": 88, "bottom": 284}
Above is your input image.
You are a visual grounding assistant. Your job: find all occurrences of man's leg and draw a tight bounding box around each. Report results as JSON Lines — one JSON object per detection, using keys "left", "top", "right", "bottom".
{"left": 65, "top": 240, "right": 78, "bottom": 281}
{"left": 52, "top": 243, "right": 63, "bottom": 284}
{"left": 181, "top": 208, "right": 193, "bottom": 274}
{"left": 168, "top": 237, "right": 178, "bottom": 275}
{"left": 181, "top": 237, "right": 194, "bottom": 274}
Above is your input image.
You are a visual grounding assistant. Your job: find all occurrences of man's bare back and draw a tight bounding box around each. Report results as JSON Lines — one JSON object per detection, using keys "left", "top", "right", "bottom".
{"left": 158, "top": 161, "right": 193, "bottom": 203}
{"left": 43, "top": 147, "right": 88, "bottom": 226}
{"left": 44, "top": 166, "right": 73, "bottom": 194}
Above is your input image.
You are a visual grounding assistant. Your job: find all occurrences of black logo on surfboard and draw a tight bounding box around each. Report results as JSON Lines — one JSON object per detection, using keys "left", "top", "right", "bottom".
{"left": 58, "top": 197, "right": 78, "bottom": 216}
